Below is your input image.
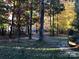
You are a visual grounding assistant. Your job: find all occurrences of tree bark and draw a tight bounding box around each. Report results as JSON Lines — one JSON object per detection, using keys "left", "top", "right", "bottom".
{"left": 9, "top": 1, "right": 15, "bottom": 38}
{"left": 39, "top": 0, "right": 44, "bottom": 41}
{"left": 29, "top": 0, "right": 33, "bottom": 39}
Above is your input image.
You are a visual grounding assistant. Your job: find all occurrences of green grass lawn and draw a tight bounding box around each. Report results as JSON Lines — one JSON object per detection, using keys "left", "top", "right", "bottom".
{"left": 0, "top": 39, "right": 79, "bottom": 59}
{"left": 0, "top": 40, "right": 47, "bottom": 48}
{"left": 0, "top": 46, "right": 79, "bottom": 59}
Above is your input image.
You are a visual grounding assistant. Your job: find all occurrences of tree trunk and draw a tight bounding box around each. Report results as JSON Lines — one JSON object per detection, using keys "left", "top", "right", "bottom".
{"left": 50, "top": 0, "right": 52, "bottom": 36}
{"left": 9, "top": 1, "right": 15, "bottom": 38}
{"left": 17, "top": 0, "right": 21, "bottom": 41}
{"left": 39, "top": 0, "right": 44, "bottom": 41}
{"left": 29, "top": 0, "right": 33, "bottom": 39}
